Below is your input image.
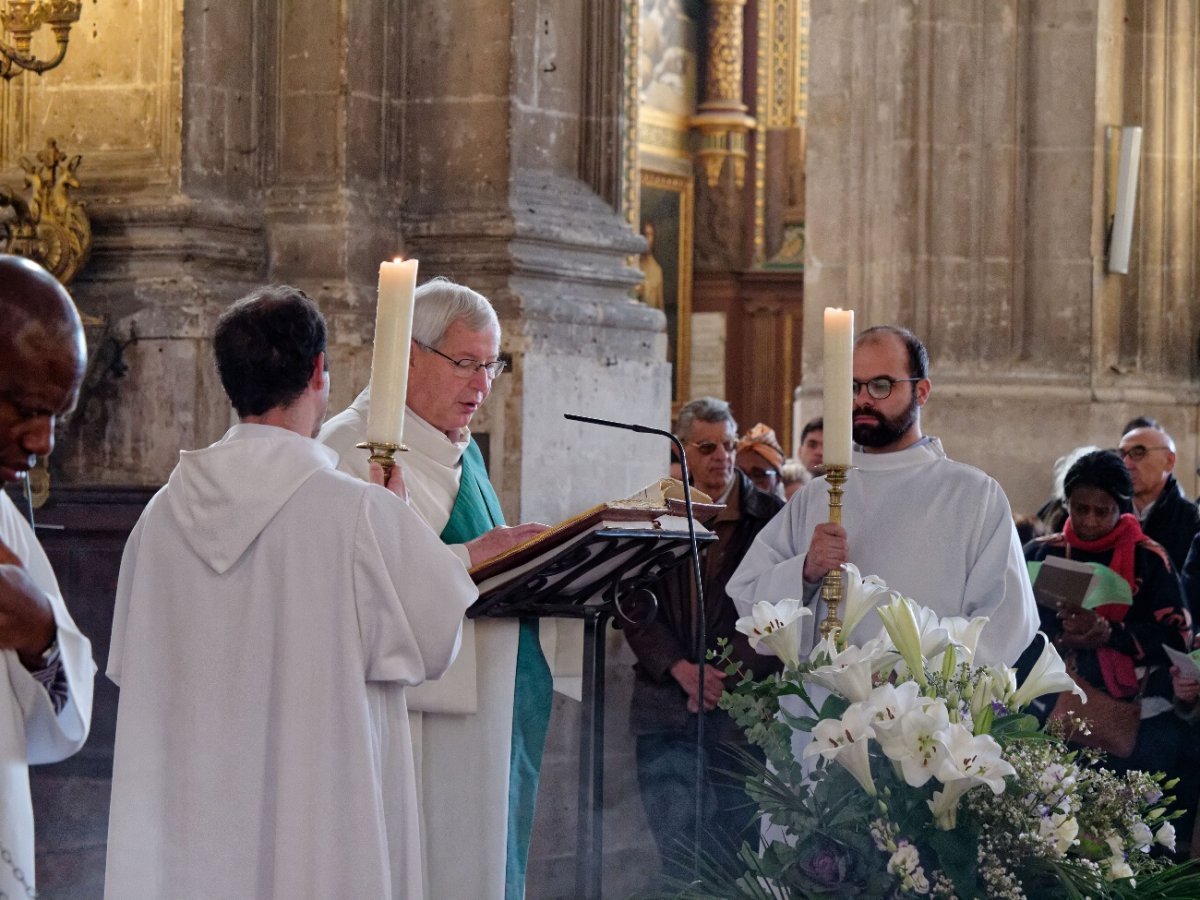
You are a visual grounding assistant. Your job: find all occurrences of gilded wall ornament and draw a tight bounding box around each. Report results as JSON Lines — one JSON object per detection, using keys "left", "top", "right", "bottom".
{"left": 1, "top": 137, "right": 91, "bottom": 284}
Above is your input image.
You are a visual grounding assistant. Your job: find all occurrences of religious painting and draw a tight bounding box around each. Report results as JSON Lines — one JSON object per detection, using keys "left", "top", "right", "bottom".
{"left": 638, "top": 169, "right": 693, "bottom": 405}
{"left": 638, "top": 0, "right": 701, "bottom": 116}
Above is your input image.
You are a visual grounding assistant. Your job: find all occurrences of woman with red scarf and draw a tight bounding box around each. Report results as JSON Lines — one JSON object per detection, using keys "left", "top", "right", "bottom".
{"left": 1024, "top": 449, "right": 1196, "bottom": 846}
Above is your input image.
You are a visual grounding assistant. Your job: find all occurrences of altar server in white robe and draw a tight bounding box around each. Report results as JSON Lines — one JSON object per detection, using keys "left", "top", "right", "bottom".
{"left": 0, "top": 255, "right": 95, "bottom": 898}
{"left": 320, "top": 277, "right": 580, "bottom": 900}
{"left": 105, "top": 285, "right": 477, "bottom": 900}
{"left": 729, "top": 325, "right": 1037, "bottom": 668}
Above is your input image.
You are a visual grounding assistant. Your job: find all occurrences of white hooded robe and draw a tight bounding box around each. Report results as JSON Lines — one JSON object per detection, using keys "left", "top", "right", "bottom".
{"left": 104, "top": 424, "right": 476, "bottom": 900}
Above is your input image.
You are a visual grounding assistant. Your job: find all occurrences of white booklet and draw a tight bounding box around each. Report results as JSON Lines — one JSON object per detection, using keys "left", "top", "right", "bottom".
{"left": 1164, "top": 644, "right": 1200, "bottom": 681}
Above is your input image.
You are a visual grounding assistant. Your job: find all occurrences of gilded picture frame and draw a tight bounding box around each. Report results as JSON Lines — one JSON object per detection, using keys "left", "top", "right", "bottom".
{"left": 638, "top": 169, "right": 693, "bottom": 406}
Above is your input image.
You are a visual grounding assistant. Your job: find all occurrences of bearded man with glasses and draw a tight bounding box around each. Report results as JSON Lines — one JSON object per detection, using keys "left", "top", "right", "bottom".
{"left": 729, "top": 325, "right": 1037, "bottom": 669}
{"left": 319, "top": 277, "right": 564, "bottom": 900}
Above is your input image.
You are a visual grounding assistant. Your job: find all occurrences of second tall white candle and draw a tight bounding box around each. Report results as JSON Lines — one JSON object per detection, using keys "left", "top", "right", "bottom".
{"left": 822, "top": 307, "right": 854, "bottom": 468}
{"left": 366, "top": 258, "right": 419, "bottom": 446}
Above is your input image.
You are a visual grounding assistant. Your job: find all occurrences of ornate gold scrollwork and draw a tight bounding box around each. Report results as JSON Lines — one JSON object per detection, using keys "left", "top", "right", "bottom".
{"left": 1, "top": 137, "right": 91, "bottom": 284}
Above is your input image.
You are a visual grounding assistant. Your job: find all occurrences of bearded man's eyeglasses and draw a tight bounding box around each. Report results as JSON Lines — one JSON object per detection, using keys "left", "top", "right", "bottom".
{"left": 1116, "top": 445, "right": 1170, "bottom": 462}
{"left": 415, "top": 341, "right": 507, "bottom": 379}
{"left": 688, "top": 438, "right": 737, "bottom": 455}
{"left": 852, "top": 376, "right": 921, "bottom": 400}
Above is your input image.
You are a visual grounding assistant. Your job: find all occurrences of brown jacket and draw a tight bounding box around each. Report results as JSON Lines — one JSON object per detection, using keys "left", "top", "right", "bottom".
{"left": 624, "top": 469, "right": 784, "bottom": 739}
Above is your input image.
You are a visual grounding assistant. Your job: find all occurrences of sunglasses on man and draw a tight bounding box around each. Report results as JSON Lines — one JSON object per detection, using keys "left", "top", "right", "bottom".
{"left": 688, "top": 438, "right": 738, "bottom": 455}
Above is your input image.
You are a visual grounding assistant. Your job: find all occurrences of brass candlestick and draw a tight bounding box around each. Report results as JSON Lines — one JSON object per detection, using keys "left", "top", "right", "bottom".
{"left": 819, "top": 463, "right": 850, "bottom": 639}
{"left": 355, "top": 440, "right": 408, "bottom": 473}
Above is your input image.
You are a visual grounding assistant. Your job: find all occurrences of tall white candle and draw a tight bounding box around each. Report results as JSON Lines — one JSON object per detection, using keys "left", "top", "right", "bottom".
{"left": 822, "top": 307, "right": 854, "bottom": 467}
{"left": 366, "top": 257, "right": 419, "bottom": 446}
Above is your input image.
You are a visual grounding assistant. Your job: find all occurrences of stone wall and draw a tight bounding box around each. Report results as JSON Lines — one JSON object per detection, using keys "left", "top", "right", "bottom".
{"left": 803, "top": 0, "right": 1200, "bottom": 515}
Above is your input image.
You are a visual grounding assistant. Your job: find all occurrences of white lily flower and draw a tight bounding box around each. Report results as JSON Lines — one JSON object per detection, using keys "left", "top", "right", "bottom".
{"left": 803, "top": 702, "right": 878, "bottom": 795}
{"left": 865, "top": 680, "right": 923, "bottom": 734}
{"left": 839, "top": 563, "right": 895, "bottom": 638}
{"left": 876, "top": 696, "right": 951, "bottom": 788}
{"left": 734, "top": 598, "right": 811, "bottom": 668}
{"left": 807, "top": 636, "right": 896, "bottom": 703}
{"left": 876, "top": 595, "right": 928, "bottom": 686}
{"left": 934, "top": 723, "right": 1015, "bottom": 795}
{"left": 1009, "top": 633, "right": 1085, "bottom": 709}
{"left": 931, "top": 615, "right": 989, "bottom": 669}
{"left": 912, "top": 604, "right": 954, "bottom": 663}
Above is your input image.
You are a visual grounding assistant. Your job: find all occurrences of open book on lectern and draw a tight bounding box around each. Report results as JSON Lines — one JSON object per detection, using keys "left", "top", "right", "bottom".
{"left": 466, "top": 479, "right": 719, "bottom": 617}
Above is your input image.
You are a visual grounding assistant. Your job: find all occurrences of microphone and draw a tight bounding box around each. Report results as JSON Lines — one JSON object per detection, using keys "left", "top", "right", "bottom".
{"left": 564, "top": 412, "right": 709, "bottom": 878}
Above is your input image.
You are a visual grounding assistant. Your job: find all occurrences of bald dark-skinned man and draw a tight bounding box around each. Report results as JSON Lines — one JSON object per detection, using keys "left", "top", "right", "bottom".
{"left": 0, "top": 254, "right": 95, "bottom": 896}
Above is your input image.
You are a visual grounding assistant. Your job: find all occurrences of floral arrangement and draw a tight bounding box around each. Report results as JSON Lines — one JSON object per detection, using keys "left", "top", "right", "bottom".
{"left": 674, "top": 566, "right": 1200, "bottom": 899}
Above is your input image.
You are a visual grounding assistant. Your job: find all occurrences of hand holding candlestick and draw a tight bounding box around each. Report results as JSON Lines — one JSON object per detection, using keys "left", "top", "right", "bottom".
{"left": 356, "top": 439, "right": 405, "bottom": 474}
{"left": 818, "top": 464, "right": 850, "bottom": 640}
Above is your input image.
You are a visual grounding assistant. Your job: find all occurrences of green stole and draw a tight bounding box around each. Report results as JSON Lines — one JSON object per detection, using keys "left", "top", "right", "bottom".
{"left": 439, "top": 439, "right": 552, "bottom": 900}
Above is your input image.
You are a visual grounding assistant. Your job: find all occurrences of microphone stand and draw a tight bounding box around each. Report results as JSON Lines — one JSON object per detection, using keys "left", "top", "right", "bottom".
{"left": 564, "top": 413, "right": 708, "bottom": 881}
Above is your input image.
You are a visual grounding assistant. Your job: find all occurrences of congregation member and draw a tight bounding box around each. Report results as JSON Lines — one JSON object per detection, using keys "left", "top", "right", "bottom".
{"left": 1117, "top": 423, "right": 1199, "bottom": 572}
{"left": 728, "top": 325, "right": 1037, "bottom": 667}
{"left": 0, "top": 255, "right": 95, "bottom": 898}
{"left": 797, "top": 415, "right": 824, "bottom": 477}
{"left": 1035, "top": 445, "right": 1100, "bottom": 534}
{"left": 623, "top": 397, "right": 784, "bottom": 880}
{"left": 105, "top": 286, "right": 477, "bottom": 899}
{"left": 1024, "top": 450, "right": 1196, "bottom": 843}
{"left": 319, "top": 277, "right": 554, "bottom": 900}
{"left": 734, "top": 421, "right": 786, "bottom": 498}
{"left": 779, "top": 459, "right": 807, "bottom": 500}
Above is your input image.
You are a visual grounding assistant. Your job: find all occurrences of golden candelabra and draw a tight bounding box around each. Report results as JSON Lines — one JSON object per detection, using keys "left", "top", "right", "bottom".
{"left": 355, "top": 440, "right": 407, "bottom": 474}
{"left": 1, "top": 0, "right": 82, "bottom": 80}
{"left": 818, "top": 464, "right": 850, "bottom": 639}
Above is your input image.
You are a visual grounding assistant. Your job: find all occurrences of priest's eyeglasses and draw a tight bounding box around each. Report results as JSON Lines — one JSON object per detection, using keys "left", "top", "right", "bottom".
{"left": 689, "top": 438, "right": 738, "bottom": 455}
{"left": 415, "top": 341, "right": 507, "bottom": 379}
{"left": 1116, "top": 444, "right": 1171, "bottom": 462}
{"left": 852, "top": 376, "right": 921, "bottom": 400}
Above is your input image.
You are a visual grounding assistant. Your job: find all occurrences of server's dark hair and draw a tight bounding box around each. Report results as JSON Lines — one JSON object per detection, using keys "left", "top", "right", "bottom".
{"left": 214, "top": 285, "right": 326, "bottom": 417}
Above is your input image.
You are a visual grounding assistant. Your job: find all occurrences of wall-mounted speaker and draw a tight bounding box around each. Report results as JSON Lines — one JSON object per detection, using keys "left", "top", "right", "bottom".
{"left": 1106, "top": 125, "right": 1142, "bottom": 275}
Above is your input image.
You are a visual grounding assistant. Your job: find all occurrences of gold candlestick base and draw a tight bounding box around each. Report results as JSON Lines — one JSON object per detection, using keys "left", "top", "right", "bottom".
{"left": 819, "top": 464, "right": 851, "bottom": 640}
{"left": 355, "top": 440, "right": 408, "bottom": 472}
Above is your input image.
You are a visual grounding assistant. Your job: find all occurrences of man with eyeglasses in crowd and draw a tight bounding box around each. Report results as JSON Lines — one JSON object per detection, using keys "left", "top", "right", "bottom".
{"left": 623, "top": 397, "right": 784, "bottom": 882}
{"left": 319, "top": 277, "right": 556, "bottom": 900}
{"left": 1116, "top": 423, "right": 1199, "bottom": 573}
{"left": 729, "top": 325, "right": 1037, "bottom": 668}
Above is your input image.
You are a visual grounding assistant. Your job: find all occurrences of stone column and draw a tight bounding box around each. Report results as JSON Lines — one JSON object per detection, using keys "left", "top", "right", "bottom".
{"left": 399, "top": 0, "right": 665, "bottom": 525}
{"left": 396, "top": 3, "right": 668, "bottom": 895}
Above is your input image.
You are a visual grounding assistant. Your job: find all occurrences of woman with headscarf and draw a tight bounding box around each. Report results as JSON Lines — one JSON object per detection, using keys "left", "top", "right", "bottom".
{"left": 1024, "top": 449, "right": 1196, "bottom": 844}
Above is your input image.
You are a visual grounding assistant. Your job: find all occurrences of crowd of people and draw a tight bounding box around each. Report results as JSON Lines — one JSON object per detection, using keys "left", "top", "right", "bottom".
{"left": 6, "top": 247, "right": 1200, "bottom": 896}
